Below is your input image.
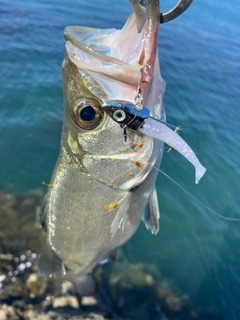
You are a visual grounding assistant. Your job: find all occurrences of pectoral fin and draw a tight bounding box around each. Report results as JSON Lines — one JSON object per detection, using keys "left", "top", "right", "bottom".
{"left": 38, "top": 243, "right": 66, "bottom": 277}
{"left": 142, "top": 187, "right": 160, "bottom": 235}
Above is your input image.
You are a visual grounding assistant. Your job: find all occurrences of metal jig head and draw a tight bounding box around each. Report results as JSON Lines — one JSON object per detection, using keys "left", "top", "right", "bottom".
{"left": 103, "top": 100, "right": 149, "bottom": 131}
{"left": 102, "top": 100, "right": 180, "bottom": 132}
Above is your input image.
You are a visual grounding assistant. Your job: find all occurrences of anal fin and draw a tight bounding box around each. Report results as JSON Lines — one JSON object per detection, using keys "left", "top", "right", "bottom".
{"left": 74, "top": 274, "right": 97, "bottom": 297}
{"left": 38, "top": 243, "right": 66, "bottom": 277}
{"left": 142, "top": 187, "right": 160, "bottom": 235}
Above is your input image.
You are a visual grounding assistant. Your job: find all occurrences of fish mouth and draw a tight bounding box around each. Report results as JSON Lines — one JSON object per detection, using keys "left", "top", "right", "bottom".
{"left": 63, "top": 26, "right": 140, "bottom": 88}
{"left": 63, "top": 0, "right": 159, "bottom": 97}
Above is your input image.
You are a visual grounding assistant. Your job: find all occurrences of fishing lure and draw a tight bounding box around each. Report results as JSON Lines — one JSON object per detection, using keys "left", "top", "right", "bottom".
{"left": 103, "top": 100, "right": 206, "bottom": 184}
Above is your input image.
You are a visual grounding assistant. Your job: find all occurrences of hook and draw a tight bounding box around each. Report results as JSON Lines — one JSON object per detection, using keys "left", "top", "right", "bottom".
{"left": 160, "top": 0, "right": 193, "bottom": 23}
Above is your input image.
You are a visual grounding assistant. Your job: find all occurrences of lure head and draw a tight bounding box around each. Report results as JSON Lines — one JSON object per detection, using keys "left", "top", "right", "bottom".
{"left": 103, "top": 100, "right": 150, "bottom": 130}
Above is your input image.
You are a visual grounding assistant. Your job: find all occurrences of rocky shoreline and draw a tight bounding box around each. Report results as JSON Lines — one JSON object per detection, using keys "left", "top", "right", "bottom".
{"left": 0, "top": 188, "right": 224, "bottom": 320}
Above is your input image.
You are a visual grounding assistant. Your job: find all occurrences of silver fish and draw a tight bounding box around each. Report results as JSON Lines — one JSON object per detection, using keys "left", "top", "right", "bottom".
{"left": 38, "top": 0, "right": 165, "bottom": 295}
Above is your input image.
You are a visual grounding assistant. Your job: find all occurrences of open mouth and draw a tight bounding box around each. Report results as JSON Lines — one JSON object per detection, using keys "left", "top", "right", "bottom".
{"left": 63, "top": 23, "right": 144, "bottom": 91}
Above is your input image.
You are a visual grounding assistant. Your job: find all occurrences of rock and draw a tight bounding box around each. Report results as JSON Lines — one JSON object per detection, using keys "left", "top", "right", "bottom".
{"left": 26, "top": 273, "right": 49, "bottom": 299}
{"left": 83, "top": 313, "right": 106, "bottom": 320}
{"left": 23, "top": 310, "right": 56, "bottom": 320}
{"left": 52, "top": 296, "right": 79, "bottom": 309}
{"left": 0, "top": 304, "right": 19, "bottom": 320}
{"left": 81, "top": 296, "right": 98, "bottom": 306}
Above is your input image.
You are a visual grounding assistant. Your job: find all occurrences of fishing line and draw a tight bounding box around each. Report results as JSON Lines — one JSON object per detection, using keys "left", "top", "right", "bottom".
{"left": 146, "top": 162, "right": 240, "bottom": 222}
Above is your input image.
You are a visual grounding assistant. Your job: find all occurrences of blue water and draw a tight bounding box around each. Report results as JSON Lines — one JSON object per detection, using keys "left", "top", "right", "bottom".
{"left": 1, "top": 0, "right": 240, "bottom": 319}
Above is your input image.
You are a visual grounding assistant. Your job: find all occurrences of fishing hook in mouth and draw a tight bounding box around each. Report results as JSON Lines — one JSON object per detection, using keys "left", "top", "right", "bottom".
{"left": 160, "top": 0, "right": 194, "bottom": 23}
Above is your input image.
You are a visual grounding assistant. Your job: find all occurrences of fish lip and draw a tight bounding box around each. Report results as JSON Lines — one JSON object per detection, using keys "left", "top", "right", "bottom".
{"left": 63, "top": 27, "right": 84, "bottom": 51}
{"left": 63, "top": 26, "right": 97, "bottom": 54}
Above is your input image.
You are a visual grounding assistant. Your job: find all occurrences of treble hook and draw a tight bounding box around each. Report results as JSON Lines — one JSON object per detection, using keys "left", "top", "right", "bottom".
{"left": 160, "top": 0, "right": 193, "bottom": 23}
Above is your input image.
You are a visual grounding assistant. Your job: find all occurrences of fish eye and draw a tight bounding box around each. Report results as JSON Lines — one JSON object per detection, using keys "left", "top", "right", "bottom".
{"left": 113, "top": 110, "right": 126, "bottom": 122}
{"left": 72, "top": 99, "right": 104, "bottom": 130}
{"left": 80, "top": 105, "right": 96, "bottom": 122}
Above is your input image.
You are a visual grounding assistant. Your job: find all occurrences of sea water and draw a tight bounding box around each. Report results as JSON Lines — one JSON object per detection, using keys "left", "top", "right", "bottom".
{"left": 0, "top": 0, "right": 240, "bottom": 319}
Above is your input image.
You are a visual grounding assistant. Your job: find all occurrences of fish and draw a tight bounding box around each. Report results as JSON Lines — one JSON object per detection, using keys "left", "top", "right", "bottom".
{"left": 38, "top": 0, "right": 165, "bottom": 295}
